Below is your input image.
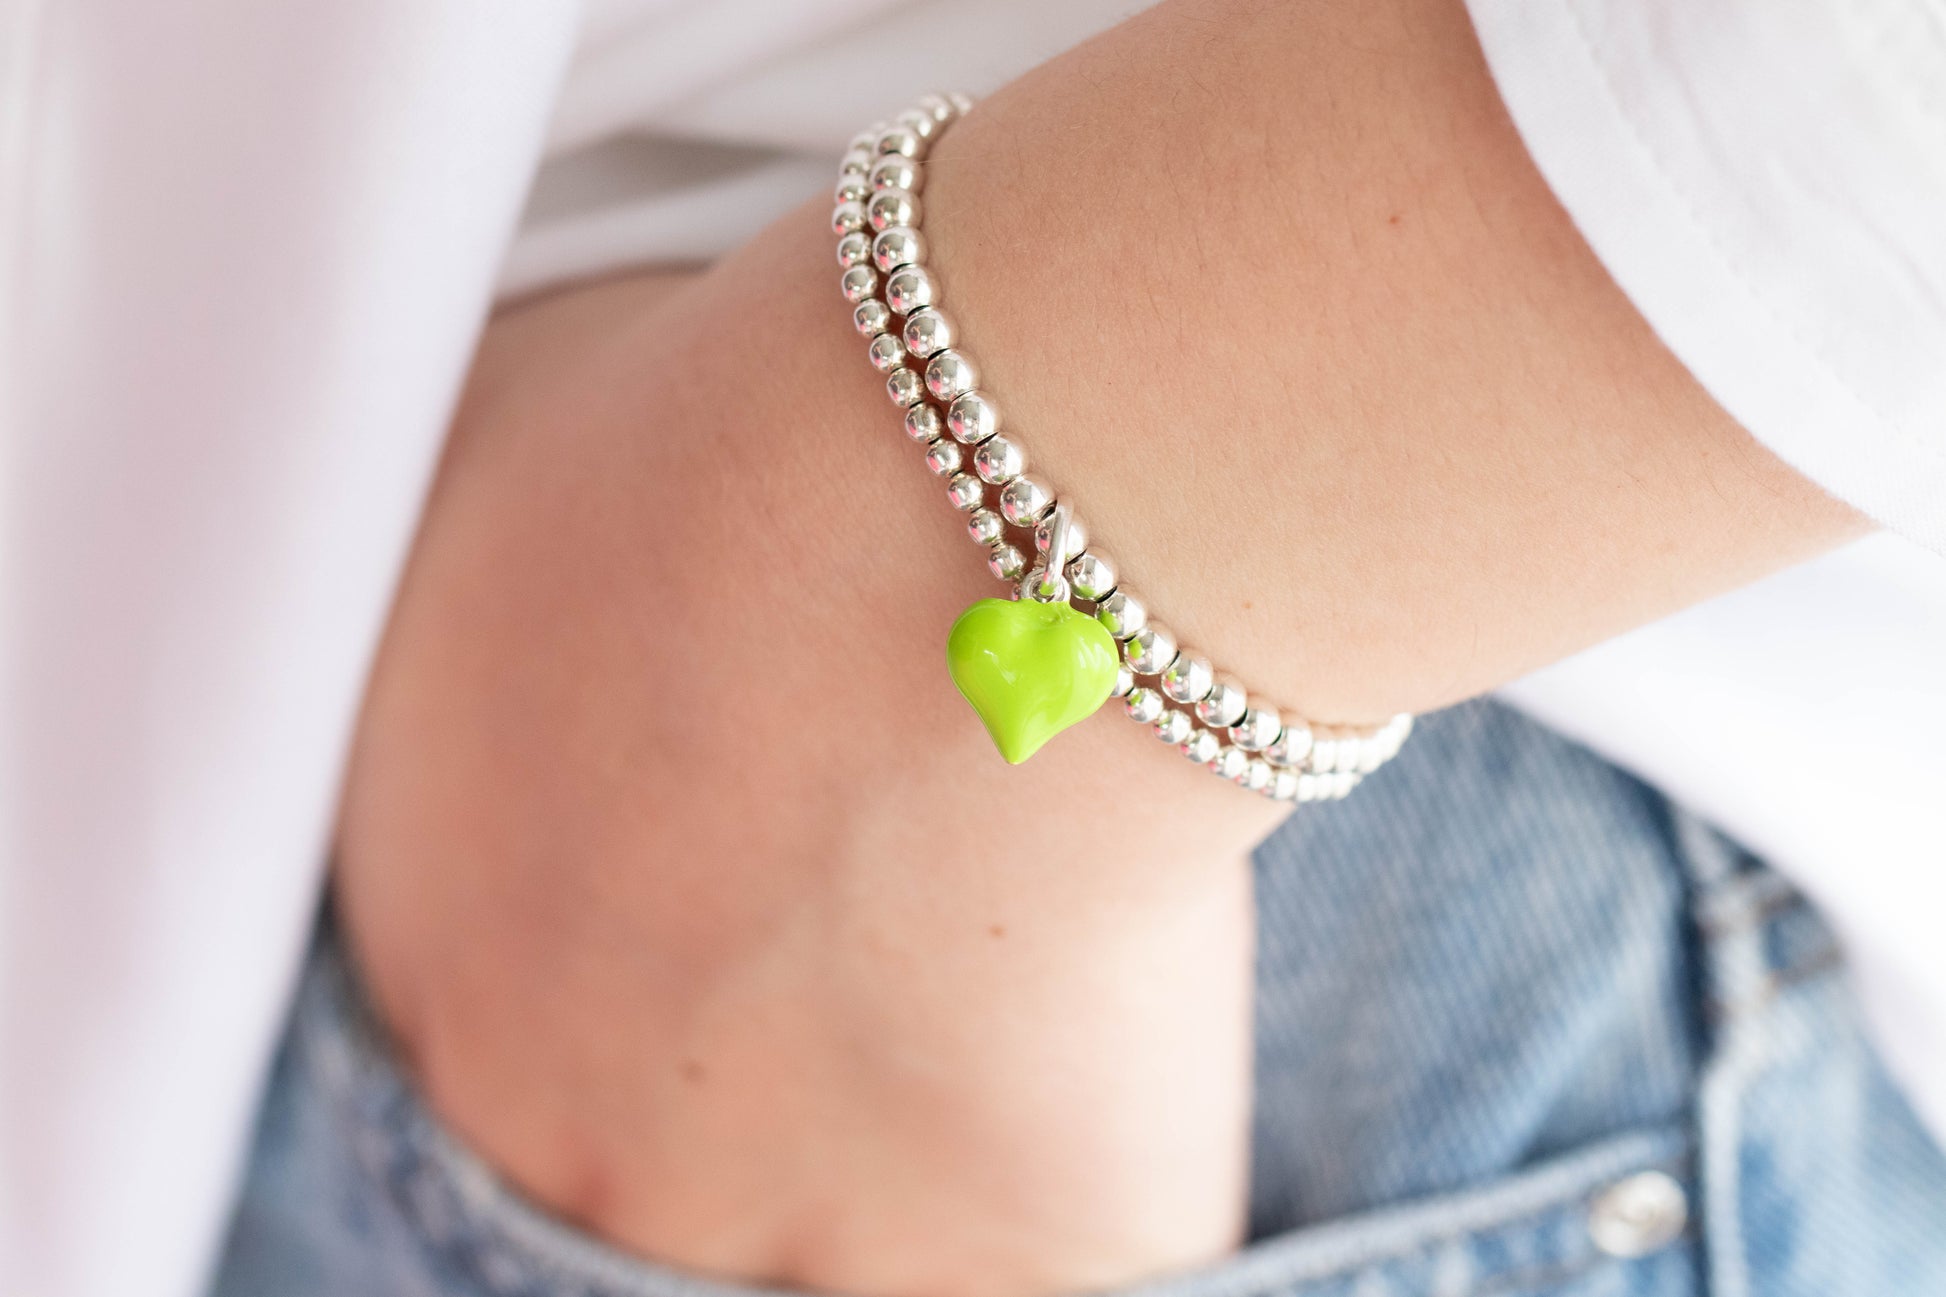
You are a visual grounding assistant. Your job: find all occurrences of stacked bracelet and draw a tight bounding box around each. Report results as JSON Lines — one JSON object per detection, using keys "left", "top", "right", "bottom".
{"left": 833, "top": 94, "right": 1411, "bottom": 802}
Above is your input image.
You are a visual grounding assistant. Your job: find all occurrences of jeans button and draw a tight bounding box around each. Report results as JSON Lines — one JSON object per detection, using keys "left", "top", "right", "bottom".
{"left": 1588, "top": 1169, "right": 1688, "bottom": 1258}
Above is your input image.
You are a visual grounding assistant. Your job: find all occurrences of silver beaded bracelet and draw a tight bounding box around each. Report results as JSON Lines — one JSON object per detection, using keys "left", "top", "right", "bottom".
{"left": 834, "top": 94, "right": 1411, "bottom": 803}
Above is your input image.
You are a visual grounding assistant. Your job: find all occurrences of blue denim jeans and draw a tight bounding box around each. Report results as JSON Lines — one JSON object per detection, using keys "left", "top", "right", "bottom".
{"left": 209, "top": 702, "right": 1946, "bottom": 1297}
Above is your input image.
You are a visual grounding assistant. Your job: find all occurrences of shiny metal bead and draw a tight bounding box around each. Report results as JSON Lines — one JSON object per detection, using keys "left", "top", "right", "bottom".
{"left": 1110, "top": 664, "right": 1134, "bottom": 698}
{"left": 904, "top": 403, "right": 944, "bottom": 442}
{"left": 1153, "top": 710, "right": 1193, "bottom": 745}
{"left": 1355, "top": 734, "right": 1389, "bottom": 774}
{"left": 885, "top": 367, "right": 926, "bottom": 407}
{"left": 1326, "top": 771, "right": 1360, "bottom": 799}
{"left": 834, "top": 176, "right": 870, "bottom": 205}
{"left": 972, "top": 435, "right": 1025, "bottom": 485}
{"left": 1293, "top": 773, "right": 1322, "bottom": 803}
{"left": 1181, "top": 728, "right": 1221, "bottom": 764}
{"left": 1265, "top": 723, "right": 1313, "bottom": 769}
{"left": 949, "top": 91, "right": 974, "bottom": 115}
{"left": 901, "top": 308, "right": 954, "bottom": 358}
{"left": 1195, "top": 678, "right": 1247, "bottom": 729}
{"left": 1066, "top": 552, "right": 1117, "bottom": 601}
{"left": 1159, "top": 654, "right": 1213, "bottom": 705}
{"left": 849, "top": 127, "right": 883, "bottom": 153}
{"left": 1095, "top": 589, "right": 1147, "bottom": 639}
{"left": 839, "top": 264, "right": 877, "bottom": 304}
{"left": 946, "top": 472, "right": 985, "bottom": 511}
{"left": 1230, "top": 707, "right": 1282, "bottom": 753}
{"left": 836, "top": 231, "right": 872, "bottom": 269}
{"left": 839, "top": 148, "right": 874, "bottom": 176}
{"left": 876, "top": 126, "right": 923, "bottom": 159}
{"left": 1333, "top": 736, "right": 1364, "bottom": 774}
{"left": 1237, "top": 758, "right": 1273, "bottom": 792}
{"left": 916, "top": 93, "right": 956, "bottom": 123}
{"left": 832, "top": 200, "right": 868, "bottom": 235}
{"left": 925, "top": 350, "right": 979, "bottom": 401}
{"left": 872, "top": 227, "right": 924, "bottom": 273}
{"left": 1034, "top": 513, "right": 1087, "bottom": 557}
{"left": 965, "top": 508, "right": 1004, "bottom": 546}
{"left": 998, "top": 476, "right": 1053, "bottom": 525}
{"left": 867, "top": 187, "right": 920, "bottom": 232}
{"left": 895, "top": 108, "right": 939, "bottom": 141}
{"left": 947, "top": 390, "right": 1000, "bottom": 443}
{"left": 924, "top": 437, "right": 963, "bottom": 477}
{"left": 853, "top": 299, "right": 892, "bottom": 338}
{"left": 1123, "top": 688, "right": 1165, "bottom": 724}
{"left": 1123, "top": 624, "right": 1178, "bottom": 676}
{"left": 866, "top": 331, "right": 905, "bottom": 372}
{"left": 1304, "top": 737, "right": 1339, "bottom": 774}
{"left": 1209, "top": 745, "right": 1248, "bottom": 781}
{"left": 869, "top": 154, "right": 922, "bottom": 194}
{"left": 884, "top": 265, "right": 935, "bottom": 315}
{"left": 1270, "top": 769, "right": 1300, "bottom": 802}
{"left": 987, "top": 543, "right": 1025, "bottom": 580}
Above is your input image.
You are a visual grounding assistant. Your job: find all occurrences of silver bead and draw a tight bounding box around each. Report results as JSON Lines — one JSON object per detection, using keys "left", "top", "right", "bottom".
{"left": 885, "top": 367, "right": 926, "bottom": 407}
{"left": 839, "top": 148, "right": 874, "bottom": 176}
{"left": 836, "top": 231, "right": 872, "bottom": 268}
{"left": 853, "top": 299, "right": 892, "bottom": 336}
{"left": 1326, "top": 771, "right": 1360, "bottom": 799}
{"left": 871, "top": 227, "right": 924, "bottom": 273}
{"left": 1153, "top": 710, "right": 1193, "bottom": 745}
{"left": 947, "top": 391, "right": 999, "bottom": 443}
{"left": 1066, "top": 552, "right": 1117, "bottom": 601}
{"left": 832, "top": 201, "right": 868, "bottom": 235}
{"left": 884, "top": 265, "right": 935, "bottom": 315}
{"left": 1304, "top": 737, "right": 1339, "bottom": 774}
{"left": 1295, "top": 773, "right": 1322, "bottom": 803}
{"left": 924, "top": 437, "right": 963, "bottom": 477}
{"left": 916, "top": 93, "right": 956, "bottom": 123}
{"left": 1034, "top": 513, "right": 1087, "bottom": 557}
{"left": 987, "top": 543, "right": 1025, "bottom": 581}
{"left": 1333, "top": 737, "right": 1363, "bottom": 774}
{"left": 1230, "top": 707, "right": 1282, "bottom": 753}
{"left": 876, "top": 126, "right": 923, "bottom": 159}
{"left": 866, "top": 331, "right": 905, "bottom": 372}
{"left": 1264, "top": 723, "right": 1314, "bottom": 769}
{"left": 839, "top": 264, "right": 877, "bottom": 304}
{"left": 849, "top": 127, "right": 883, "bottom": 153}
{"left": 998, "top": 476, "right": 1053, "bottom": 526}
{"left": 1209, "top": 745, "right": 1248, "bottom": 781}
{"left": 949, "top": 92, "right": 974, "bottom": 115}
{"left": 1181, "top": 728, "right": 1220, "bottom": 764}
{"left": 925, "top": 350, "right": 979, "bottom": 401}
{"left": 901, "top": 308, "right": 954, "bottom": 358}
{"left": 1110, "top": 665, "right": 1134, "bottom": 698}
{"left": 895, "top": 108, "right": 940, "bottom": 141}
{"left": 1354, "top": 734, "right": 1389, "bottom": 774}
{"left": 972, "top": 435, "right": 1025, "bottom": 485}
{"left": 1123, "top": 688, "right": 1164, "bottom": 724}
{"left": 1123, "top": 624, "right": 1178, "bottom": 676}
{"left": 1095, "top": 589, "right": 1147, "bottom": 639}
{"left": 966, "top": 508, "right": 1004, "bottom": 545}
{"left": 904, "top": 403, "right": 944, "bottom": 442}
{"left": 1270, "top": 769, "right": 1300, "bottom": 802}
{"left": 869, "top": 154, "right": 922, "bottom": 194}
{"left": 1195, "top": 679, "right": 1247, "bottom": 729}
{"left": 945, "top": 472, "right": 985, "bottom": 511}
{"left": 1159, "top": 654, "right": 1213, "bottom": 705}
{"left": 867, "top": 187, "right": 920, "bottom": 233}
{"left": 1237, "top": 758, "right": 1273, "bottom": 792}
{"left": 834, "top": 176, "right": 869, "bottom": 205}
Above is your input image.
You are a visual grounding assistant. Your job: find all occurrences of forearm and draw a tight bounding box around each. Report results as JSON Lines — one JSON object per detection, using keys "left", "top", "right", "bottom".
{"left": 336, "top": 1, "right": 1862, "bottom": 1294}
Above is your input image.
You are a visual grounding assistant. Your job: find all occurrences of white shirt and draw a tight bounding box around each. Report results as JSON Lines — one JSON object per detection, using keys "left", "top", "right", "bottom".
{"left": 3, "top": 3, "right": 1943, "bottom": 1295}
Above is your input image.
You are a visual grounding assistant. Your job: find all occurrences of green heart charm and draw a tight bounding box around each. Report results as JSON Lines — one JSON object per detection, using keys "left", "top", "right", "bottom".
{"left": 946, "top": 597, "right": 1121, "bottom": 764}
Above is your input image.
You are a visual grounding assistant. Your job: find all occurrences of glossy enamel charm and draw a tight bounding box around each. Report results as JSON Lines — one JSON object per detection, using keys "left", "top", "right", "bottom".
{"left": 946, "top": 596, "right": 1120, "bottom": 764}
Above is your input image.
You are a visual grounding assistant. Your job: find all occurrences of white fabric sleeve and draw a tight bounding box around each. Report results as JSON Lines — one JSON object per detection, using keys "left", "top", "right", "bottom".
{"left": 1464, "top": 0, "right": 1946, "bottom": 554}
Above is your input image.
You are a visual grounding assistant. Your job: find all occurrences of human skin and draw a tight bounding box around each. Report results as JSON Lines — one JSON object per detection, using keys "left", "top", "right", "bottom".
{"left": 333, "top": 0, "right": 1868, "bottom": 1293}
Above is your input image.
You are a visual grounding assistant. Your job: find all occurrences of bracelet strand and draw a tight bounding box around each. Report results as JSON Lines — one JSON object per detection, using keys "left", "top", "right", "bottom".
{"left": 833, "top": 94, "right": 1411, "bottom": 801}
